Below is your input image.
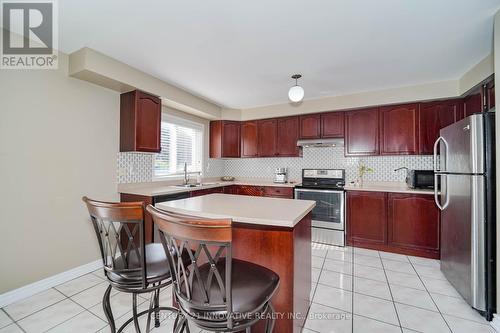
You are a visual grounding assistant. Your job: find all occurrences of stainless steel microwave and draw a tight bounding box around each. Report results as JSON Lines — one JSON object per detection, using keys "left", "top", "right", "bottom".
{"left": 407, "top": 170, "right": 435, "bottom": 189}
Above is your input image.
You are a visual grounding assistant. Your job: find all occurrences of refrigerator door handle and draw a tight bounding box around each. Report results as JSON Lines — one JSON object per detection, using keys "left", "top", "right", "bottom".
{"left": 434, "top": 174, "right": 450, "bottom": 211}
{"left": 433, "top": 136, "right": 449, "bottom": 172}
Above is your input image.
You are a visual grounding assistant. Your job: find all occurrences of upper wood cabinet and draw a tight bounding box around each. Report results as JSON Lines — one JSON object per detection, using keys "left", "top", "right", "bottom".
{"left": 258, "top": 119, "right": 278, "bottom": 157}
{"left": 120, "top": 90, "right": 161, "bottom": 153}
{"left": 321, "top": 112, "right": 344, "bottom": 138}
{"left": 277, "top": 116, "right": 300, "bottom": 156}
{"left": 387, "top": 193, "right": 440, "bottom": 256}
{"left": 419, "top": 99, "right": 462, "bottom": 155}
{"left": 209, "top": 121, "right": 240, "bottom": 158}
{"left": 240, "top": 121, "right": 258, "bottom": 157}
{"left": 463, "top": 92, "right": 483, "bottom": 118}
{"left": 347, "top": 191, "right": 387, "bottom": 246}
{"left": 345, "top": 108, "right": 379, "bottom": 156}
{"left": 299, "top": 114, "right": 321, "bottom": 139}
{"left": 486, "top": 81, "right": 495, "bottom": 110}
{"left": 379, "top": 103, "right": 419, "bottom": 155}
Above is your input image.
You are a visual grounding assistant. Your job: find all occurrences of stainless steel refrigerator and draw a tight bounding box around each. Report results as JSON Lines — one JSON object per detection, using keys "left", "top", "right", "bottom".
{"left": 433, "top": 112, "right": 496, "bottom": 320}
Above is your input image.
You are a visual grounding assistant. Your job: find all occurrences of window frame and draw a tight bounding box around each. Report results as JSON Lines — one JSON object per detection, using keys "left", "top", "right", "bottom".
{"left": 152, "top": 113, "right": 205, "bottom": 181}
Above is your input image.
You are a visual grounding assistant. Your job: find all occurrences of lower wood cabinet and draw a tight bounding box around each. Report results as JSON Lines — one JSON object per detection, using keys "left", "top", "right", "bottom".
{"left": 190, "top": 186, "right": 224, "bottom": 197}
{"left": 347, "top": 191, "right": 387, "bottom": 245}
{"left": 387, "top": 193, "right": 440, "bottom": 255}
{"left": 347, "top": 191, "right": 440, "bottom": 259}
{"left": 223, "top": 185, "right": 293, "bottom": 198}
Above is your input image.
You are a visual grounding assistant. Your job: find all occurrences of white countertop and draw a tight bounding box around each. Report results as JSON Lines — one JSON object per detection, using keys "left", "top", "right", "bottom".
{"left": 155, "top": 193, "right": 315, "bottom": 228}
{"left": 118, "top": 178, "right": 299, "bottom": 197}
{"left": 344, "top": 181, "right": 434, "bottom": 195}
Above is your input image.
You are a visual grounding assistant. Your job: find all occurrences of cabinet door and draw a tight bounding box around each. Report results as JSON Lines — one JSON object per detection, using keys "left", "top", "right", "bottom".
{"left": 241, "top": 121, "right": 258, "bottom": 157}
{"left": 347, "top": 191, "right": 387, "bottom": 245}
{"left": 463, "top": 93, "right": 483, "bottom": 118}
{"left": 191, "top": 187, "right": 224, "bottom": 197}
{"left": 277, "top": 116, "right": 300, "bottom": 156}
{"left": 236, "top": 185, "right": 264, "bottom": 196}
{"left": 487, "top": 81, "right": 495, "bottom": 110}
{"left": 222, "top": 121, "right": 240, "bottom": 158}
{"left": 345, "top": 108, "right": 379, "bottom": 156}
{"left": 263, "top": 186, "right": 293, "bottom": 198}
{"left": 388, "top": 193, "right": 440, "bottom": 254}
{"left": 419, "top": 99, "right": 462, "bottom": 155}
{"left": 379, "top": 103, "right": 419, "bottom": 155}
{"left": 258, "top": 119, "right": 277, "bottom": 157}
{"left": 299, "top": 114, "right": 321, "bottom": 139}
{"left": 321, "top": 112, "right": 344, "bottom": 138}
{"left": 209, "top": 121, "right": 222, "bottom": 158}
{"left": 135, "top": 91, "right": 162, "bottom": 152}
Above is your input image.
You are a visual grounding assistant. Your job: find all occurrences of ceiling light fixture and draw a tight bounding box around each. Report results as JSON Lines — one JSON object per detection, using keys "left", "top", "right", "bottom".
{"left": 288, "top": 74, "right": 304, "bottom": 103}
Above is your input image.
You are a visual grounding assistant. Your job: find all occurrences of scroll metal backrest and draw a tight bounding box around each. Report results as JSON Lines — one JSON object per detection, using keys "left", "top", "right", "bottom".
{"left": 82, "top": 196, "right": 147, "bottom": 289}
{"left": 146, "top": 205, "right": 234, "bottom": 325}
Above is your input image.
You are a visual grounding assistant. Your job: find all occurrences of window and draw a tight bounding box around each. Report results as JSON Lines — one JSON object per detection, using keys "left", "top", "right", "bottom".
{"left": 154, "top": 115, "right": 203, "bottom": 178}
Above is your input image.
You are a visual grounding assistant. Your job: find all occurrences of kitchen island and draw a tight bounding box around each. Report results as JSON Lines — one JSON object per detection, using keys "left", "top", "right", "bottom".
{"left": 156, "top": 193, "right": 315, "bottom": 333}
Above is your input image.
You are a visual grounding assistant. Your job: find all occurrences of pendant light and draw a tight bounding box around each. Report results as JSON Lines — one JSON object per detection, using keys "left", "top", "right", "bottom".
{"left": 288, "top": 74, "right": 304, "bottom": 103}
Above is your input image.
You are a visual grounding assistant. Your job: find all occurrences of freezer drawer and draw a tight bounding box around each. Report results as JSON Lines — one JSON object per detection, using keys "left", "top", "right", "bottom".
{"left": 439, "top": 174, "right": 485, "bottom": 310}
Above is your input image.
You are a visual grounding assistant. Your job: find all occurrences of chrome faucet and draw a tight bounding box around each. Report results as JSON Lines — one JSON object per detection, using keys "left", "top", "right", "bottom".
{"left": 183, "top": 162, "right": 189, "bottom": 185}
{"left": 394, "top": 167, "right": 409, "bottom": 184}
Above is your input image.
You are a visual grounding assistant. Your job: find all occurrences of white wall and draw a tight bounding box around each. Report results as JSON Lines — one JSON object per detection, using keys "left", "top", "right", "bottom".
{"left": 0, "top": 52, "right": 120, "bottom": 293}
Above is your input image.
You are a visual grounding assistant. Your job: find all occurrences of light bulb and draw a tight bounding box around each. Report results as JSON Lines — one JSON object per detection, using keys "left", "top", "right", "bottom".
{"left": 288, "top": 85, "right": 304, "bottom": 102}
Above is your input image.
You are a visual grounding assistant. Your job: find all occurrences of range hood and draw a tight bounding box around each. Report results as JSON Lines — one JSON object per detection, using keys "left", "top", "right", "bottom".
{"left": 296, "top": 138, "right": 344, "bottom": 148}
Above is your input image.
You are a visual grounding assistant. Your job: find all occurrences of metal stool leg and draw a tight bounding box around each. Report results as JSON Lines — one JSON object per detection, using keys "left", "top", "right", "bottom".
{"left": 103, "top": 284, "right": 116, "bottom": 333}
{"left": 154, "top": 288, "right": 160, "bottom": 327}
{"left": 264, "top": 303, "right": 276, "bottom": 333}
{"left": 145, "top": 291, "right": 155, "bottom": 333}
{"left": 132, "top": 293, "right": 141, "bottom": 333}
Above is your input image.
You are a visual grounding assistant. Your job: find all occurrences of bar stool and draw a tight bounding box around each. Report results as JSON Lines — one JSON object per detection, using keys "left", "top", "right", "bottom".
{"left": 146, "top": 205, "right": 280, "bottom": 333}
{"left": 82, "top": 197, "right": 179, "bottom": 333}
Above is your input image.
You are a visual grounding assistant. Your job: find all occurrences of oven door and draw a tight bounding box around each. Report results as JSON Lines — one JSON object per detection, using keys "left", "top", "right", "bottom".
{"left": 294, "top": 188, "right": 345, "bottom": 230}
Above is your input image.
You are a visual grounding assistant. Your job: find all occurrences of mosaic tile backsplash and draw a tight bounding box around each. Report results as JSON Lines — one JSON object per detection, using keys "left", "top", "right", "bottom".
{"left": 222, "top": 147, "right": 433, "bottom": 182}
{"left": 117, "top": 152, "right": 225, "bottom": 183}
{"left": 118, "top": 148, "right": 433, "bottom": 184}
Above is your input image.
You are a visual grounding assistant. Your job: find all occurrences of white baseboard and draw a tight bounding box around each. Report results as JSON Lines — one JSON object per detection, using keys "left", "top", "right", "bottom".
{"left": 0, "top": 259, "right": 103, "bottom": 308}
{"left": 491, "top": 314, "right": 500, "bottom": 332}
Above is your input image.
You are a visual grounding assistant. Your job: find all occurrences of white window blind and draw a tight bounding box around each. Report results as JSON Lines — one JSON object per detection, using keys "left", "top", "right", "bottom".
{"left": 154, "top": 115, "right": 203, "bottom": 178}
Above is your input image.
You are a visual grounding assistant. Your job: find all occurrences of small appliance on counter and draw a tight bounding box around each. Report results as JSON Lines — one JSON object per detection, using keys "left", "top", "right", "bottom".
{"left": 294, "top": 169, "right": 345, "bottom": 246}
{"left": 407, "top": 170, "right": 435, "bottom": 189}
{"left": 274, "top": 167, "right": 288, "bottom": 183}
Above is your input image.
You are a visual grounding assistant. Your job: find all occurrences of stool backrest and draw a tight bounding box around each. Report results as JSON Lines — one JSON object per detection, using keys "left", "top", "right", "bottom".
{"left": 146, "top": 205, "right": 235, "bottom": 327}
{"left": 82, "top": 196, "right": 147, "bottom": 289}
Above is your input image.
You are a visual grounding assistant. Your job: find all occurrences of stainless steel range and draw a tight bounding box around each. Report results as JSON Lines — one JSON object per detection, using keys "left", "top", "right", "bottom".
{"left": 294, "top": 169, "right": 345, "bottom": 246}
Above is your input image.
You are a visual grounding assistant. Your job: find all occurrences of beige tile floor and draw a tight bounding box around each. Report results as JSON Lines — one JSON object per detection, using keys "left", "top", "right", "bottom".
{"left": 0, "top": 244, "right": 496, "bottom": 333}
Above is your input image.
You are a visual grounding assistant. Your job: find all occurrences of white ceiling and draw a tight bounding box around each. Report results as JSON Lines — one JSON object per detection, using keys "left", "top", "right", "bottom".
{"left": 59, "top": 0, "right": 500, "bottom": 109}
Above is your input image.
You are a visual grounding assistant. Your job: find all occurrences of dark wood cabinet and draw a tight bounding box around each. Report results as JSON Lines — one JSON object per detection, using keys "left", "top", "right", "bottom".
{"left": 120, "top": 90, "right": 161, "bottom": 153}
{"left": 258, "top": 119, "right": 278, "bottom": 157}
{"left": 210, "top": 121, "right": 240, "bottom": 158}
{"left": 346, "top": 190, "right": 440, "bottom": 259}
{"left": 347, "top": 191, "right": 387, "bottom": 245}
{"left": 190, "top": 187, "right": 224, "bottom": 197}
{"left": 419, "top": 99, "right": 462, "bottom": 155}
{"left": 299, "top": 114, "right": 321, "bottom": 139}
{"left": 379, "top": 103, "right": 419, "bottom": 155}
{"left": 387, "top": 193, "right": 440, "bottom": 257}
{"left": 235, "top": 185, "right": 265, "bottom": 196}
{"left": 321, "top": 112, "right": 344, "bottom": 138}
{"left": 345, "top": 108, "right": 379, "bottom": 156}
{"left": 277, "top": 116, "right": 300, "bottom": 157}
{"left": 263, "top": 186, "right": 293, "bottom": 199}
{"left": 240, "top": 121, "right": 258, "bottom": 157}
{"left": 463, "top": 93, "right": 483, "bottom": 118}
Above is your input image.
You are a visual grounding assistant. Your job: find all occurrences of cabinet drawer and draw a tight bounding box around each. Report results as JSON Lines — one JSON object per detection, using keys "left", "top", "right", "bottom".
{"left": 263, "top": 186, "right": 293, "bottom": 198}
{"left": 236, "top": 185, "right": 265, "bottom": 196}
{"left": 190, "top": 187, "right": 224, "bottom": 197}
